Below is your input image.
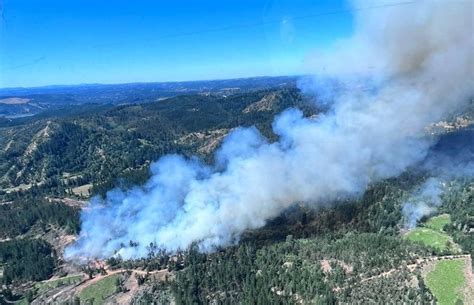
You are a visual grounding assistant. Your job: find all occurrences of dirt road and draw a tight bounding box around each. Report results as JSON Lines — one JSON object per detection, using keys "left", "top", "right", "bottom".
{"left": 41, "top": 268, "right": 169, "bottom": 304}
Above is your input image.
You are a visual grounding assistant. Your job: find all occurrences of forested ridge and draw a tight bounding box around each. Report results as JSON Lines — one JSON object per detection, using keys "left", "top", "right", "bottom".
{"left": 0, "top": 88, "right": 312, "bottom": 199}
{"left": 0, "top": 239, "right": 57, "bottom": 285}
{"left": 0, "top": 197, "right": 80, "bottom": 239}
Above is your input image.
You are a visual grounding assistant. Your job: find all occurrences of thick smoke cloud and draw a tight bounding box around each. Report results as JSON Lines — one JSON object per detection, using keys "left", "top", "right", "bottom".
{"left": 66, "top": 0, "right": 473, "bottom": 259}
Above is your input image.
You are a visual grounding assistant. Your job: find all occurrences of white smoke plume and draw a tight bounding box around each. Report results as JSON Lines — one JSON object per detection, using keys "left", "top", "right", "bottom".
{"left": 402, "top": 128, "right": 474, "bottom": 229}
{"left": 66, "top": 0, "right": 474, "bottom": 259}
{"left": 402, "top": 177, "right": 445, "bottom": 229}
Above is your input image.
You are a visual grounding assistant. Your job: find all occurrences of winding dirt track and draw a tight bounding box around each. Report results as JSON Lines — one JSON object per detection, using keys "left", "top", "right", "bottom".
{"left": 361, "top": 254, "right": 472, "bottom": 283}
{"left": 39, "top": 255, "right": 473, "bottom": 303}
{"left": 42, "top": 268, "right": 169, "bottom": 304}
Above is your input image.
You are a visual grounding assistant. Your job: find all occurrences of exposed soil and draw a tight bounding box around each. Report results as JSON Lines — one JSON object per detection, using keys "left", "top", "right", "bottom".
{"left": 0, "top": 98, "right": 31, "bottom": 105}
{"left": 32, "top": 266, "right": 171, "bottom": 304}
{"left": 463, "top": 255, "right": 473, "bottom": 305}
{"left": 320, "top": 259, "right": 353, "bottom": 274}
{"left": 242, "top": 92, "right": 278, "bottom": 113}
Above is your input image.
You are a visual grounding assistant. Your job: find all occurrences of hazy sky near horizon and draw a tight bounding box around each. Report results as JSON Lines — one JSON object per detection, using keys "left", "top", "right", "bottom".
{"left": 1, "top": 0, "right": 355, "bottom": 88}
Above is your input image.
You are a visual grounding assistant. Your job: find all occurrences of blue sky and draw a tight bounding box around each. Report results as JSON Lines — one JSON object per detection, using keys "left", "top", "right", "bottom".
{"left": 0, "top": 0, "right": 354, "bottom": 88}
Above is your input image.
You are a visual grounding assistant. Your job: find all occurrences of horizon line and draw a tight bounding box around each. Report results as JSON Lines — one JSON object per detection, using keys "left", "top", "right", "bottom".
{"left": 0, "top": 74, "right": 305, "bottom": 91}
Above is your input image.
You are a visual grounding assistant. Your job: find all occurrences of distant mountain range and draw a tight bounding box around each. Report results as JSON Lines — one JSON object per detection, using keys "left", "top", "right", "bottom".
{"left": 0, "top": 76, "right": 298, "bottom": 118}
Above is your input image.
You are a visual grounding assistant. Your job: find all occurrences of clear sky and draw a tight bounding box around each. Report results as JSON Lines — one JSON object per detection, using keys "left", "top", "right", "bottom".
{"left": 0, "top": 0, "right": 354, "bottom": 88}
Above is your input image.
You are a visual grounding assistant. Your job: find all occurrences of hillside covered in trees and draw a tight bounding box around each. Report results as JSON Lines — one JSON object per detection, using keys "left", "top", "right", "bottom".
{"left": 0, "top": 85, "right": 473, "bottom": 305}
{"left": 0, "top": 88, "right": 314, "bottom": 199}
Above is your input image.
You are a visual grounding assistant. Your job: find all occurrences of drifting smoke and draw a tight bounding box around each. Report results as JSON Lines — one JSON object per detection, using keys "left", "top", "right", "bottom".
{"left": 66, "top": 0, "right": 474, "bottom": 259}
{"left": 402, "top": 126, "right": 474, "bottom": 228}
{"left": 402, "top": 177, "right": 445, "bottom": 229}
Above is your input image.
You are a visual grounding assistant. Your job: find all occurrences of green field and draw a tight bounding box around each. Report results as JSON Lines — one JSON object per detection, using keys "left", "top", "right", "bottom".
{"left": 425, "top": 214, "right": 451, "bottom": 232}
{"left": 79, "top": 274, "right": 121, "bottom": 305}
{"left": 406, "top": 214, "right": 460, "bottom": 252}
{"left": 426, "top": 259, "right": 466, "bottom": 305}
{"left": 406, "top": 227, "right": 452, "bottom": 251}
{"left": 35, "top": 274, "right": 84, "bottom": 295}
{"left": 15, "top": 274, "right": 84, "bottom": 304}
